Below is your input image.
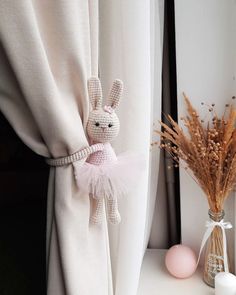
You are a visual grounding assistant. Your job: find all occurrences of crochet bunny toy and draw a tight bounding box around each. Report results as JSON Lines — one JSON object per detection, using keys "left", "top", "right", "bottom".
{"left": 75, "top": 77, "right": 141, "bottom": 225}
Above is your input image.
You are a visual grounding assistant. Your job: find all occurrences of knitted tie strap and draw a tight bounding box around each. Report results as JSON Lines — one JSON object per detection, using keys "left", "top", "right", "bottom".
{"left": 45, "top": 144, "right": 103, "bottom": 167}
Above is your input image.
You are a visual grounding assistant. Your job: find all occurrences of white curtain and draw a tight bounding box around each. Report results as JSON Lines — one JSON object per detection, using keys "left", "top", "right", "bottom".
{"left": 99, "top": 1, "right": 164, "bottom": 294}
{"left": 0, "top": 1, "right": 164, "bottom": 295}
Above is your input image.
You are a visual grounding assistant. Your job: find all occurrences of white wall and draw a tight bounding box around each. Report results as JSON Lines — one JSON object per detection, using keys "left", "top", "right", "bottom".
{"left": 175, "top": 0, "right": 236, "bottom": 267}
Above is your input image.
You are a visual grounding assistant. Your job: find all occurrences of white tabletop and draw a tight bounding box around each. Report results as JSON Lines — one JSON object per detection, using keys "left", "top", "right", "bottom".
{"left": 138, "top": 249, "right": 214, "bottom": 295}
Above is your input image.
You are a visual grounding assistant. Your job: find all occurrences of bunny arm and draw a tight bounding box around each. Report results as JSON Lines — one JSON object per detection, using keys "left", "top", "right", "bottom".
{"left": 45, "top": 143, "right": 104, "bottom": 166}
{"left": 79, "top": 143, "right": 104, "bottom": 159}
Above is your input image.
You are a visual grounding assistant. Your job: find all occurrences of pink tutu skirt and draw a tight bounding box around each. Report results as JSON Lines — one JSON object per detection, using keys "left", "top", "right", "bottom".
{"left": 75, "top": 152, "right": 145, "bottom": 200}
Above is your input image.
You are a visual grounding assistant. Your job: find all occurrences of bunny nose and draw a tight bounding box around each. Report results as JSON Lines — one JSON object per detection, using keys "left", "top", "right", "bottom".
{"left": 101, "top": 127, "right": 106, "bottom": 132}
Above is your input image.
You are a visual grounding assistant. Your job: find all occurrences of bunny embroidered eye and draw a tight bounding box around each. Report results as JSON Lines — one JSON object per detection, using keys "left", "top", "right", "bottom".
{"left": 108, "top": 123, "right": 113, "bottom": 128}
{"left": 95, "top": 122, "right": 100, "bottom": 127}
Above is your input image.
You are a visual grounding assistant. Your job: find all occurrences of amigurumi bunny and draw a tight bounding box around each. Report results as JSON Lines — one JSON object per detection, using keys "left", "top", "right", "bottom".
{"left": 75, "top": 77, "right": 141, "bottom": 225}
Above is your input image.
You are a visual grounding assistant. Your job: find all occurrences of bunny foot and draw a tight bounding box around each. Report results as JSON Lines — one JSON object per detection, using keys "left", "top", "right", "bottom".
{"left": 90, "top": 214, "right": 103, "bottom": 225}
{"left": 108, "top": 210, "right": 121, "bottom": 225}
{"left": 90, "top": 198, "right": 104, "bottom": 225}
{"left": 107, "top": 199, "right": 121, "bottom": 224}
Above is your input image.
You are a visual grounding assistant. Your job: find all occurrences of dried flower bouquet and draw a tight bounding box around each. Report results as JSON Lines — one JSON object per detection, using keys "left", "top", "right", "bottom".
{"left": 156, "top": 93, "right": 236, "bottom": 213}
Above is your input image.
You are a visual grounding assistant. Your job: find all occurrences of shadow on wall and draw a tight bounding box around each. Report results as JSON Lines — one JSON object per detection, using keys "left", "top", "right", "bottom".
{"left": 0, "top": 112, "right": 49, "bottom": 295}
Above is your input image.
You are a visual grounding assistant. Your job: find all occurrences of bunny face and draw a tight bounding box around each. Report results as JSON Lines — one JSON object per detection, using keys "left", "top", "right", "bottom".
{"left": 87, "top": 77, "right": 123, "bottom": 144}
{"left": 87, "top": 109, "right": 120, "bottom": 143}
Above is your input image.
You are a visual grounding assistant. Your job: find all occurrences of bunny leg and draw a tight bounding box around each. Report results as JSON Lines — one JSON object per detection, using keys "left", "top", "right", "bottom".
{"left": 90, "top": 198, "right": 104, "bottom": 225}
{"left": 107, "top": 198, "right": 121, "bottom": 224}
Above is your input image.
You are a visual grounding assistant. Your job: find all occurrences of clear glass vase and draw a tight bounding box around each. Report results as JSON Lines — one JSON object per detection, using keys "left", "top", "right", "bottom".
{"left": 203, "top": 210, "right": 229, "bottom": 287}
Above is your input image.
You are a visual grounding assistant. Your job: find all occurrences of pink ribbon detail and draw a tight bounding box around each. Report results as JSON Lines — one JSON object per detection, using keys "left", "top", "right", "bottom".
{"left": 104, "top": 105, "right": 114, "bottom": 114}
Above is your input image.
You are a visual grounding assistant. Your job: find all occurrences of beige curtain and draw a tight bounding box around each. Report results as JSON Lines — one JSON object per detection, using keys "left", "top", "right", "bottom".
{"left": 0, "top": 1, "right": 112, "bottom": 295}
{"left": 0, "top": 1, "right": 166, "bottom": 294}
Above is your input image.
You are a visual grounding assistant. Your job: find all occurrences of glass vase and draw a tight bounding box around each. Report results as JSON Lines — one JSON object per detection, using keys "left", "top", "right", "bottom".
{"left": 203, "top": 210, "right": 229, "bottom": 287}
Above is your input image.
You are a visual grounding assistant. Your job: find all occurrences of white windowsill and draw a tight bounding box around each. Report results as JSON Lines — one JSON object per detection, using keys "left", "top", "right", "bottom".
{"left": 137, "top": 249, "right": 214, "bottom": 295}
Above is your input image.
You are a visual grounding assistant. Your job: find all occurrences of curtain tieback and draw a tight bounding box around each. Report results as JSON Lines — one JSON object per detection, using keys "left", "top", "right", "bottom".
{"left": 45, "top": 143, "right": 104, "bottom": 167}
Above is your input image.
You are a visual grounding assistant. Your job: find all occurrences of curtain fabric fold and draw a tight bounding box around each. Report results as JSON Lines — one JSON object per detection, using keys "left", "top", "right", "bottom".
{"left": 0, "top": 1, "right": 112, "bottom": 295}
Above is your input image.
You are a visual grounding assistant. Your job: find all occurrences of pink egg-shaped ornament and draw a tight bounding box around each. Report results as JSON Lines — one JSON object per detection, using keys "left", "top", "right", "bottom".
{"left": 165, "top": 244, "right": 197, "bottom": 279}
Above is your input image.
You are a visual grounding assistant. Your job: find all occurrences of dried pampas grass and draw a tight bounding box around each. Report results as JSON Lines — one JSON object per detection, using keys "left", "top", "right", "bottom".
{"left": 155, "top": 94, "right": 236, "bottom": 212}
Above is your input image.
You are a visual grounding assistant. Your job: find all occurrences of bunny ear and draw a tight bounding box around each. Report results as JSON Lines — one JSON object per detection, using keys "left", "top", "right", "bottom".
{"left": 107, "top": 79, "right": 123, "bottom": 110}
{"left": 88, "top": 77, "right": 103, "bottom": 110}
